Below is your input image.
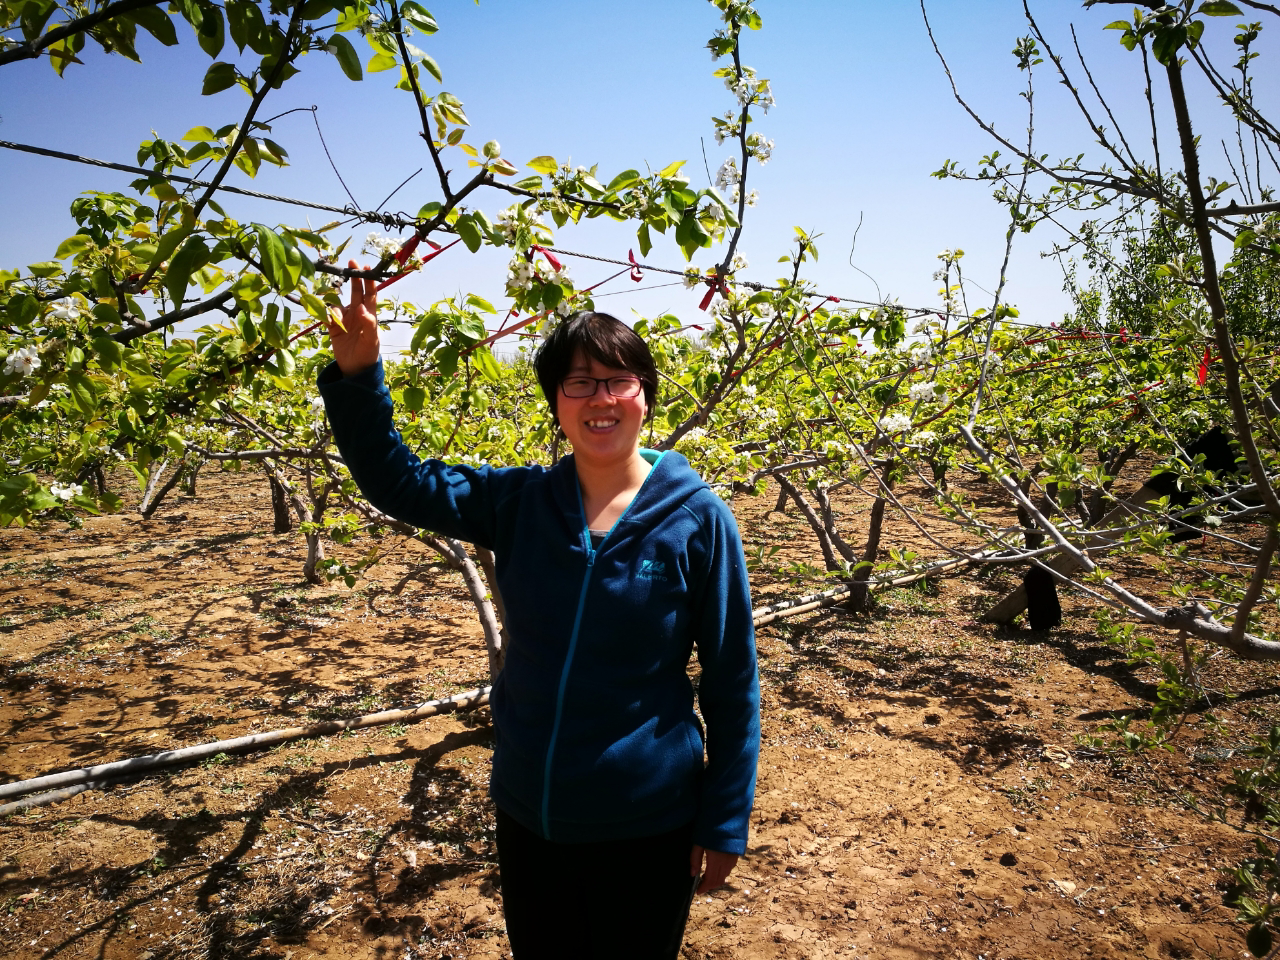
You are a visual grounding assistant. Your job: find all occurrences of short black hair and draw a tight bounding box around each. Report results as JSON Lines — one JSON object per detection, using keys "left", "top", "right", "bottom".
{"left": 533, "top": 311, "right": 658, "bottom": 423}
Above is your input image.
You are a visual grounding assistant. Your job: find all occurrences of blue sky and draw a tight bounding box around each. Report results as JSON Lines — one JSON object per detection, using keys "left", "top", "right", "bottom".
{"left": 2, "top": 0, "right": 1274, "bottom": 354}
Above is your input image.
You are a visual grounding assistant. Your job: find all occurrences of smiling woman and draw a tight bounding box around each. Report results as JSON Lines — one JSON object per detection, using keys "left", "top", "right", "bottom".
{"left": 319, "top": 271, "right": 760, "bottom": 959}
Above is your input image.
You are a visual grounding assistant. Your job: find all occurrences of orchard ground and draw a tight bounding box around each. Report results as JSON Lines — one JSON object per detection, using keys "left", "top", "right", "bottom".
{"left": 0, "top": 465, "right": 1276, "bottom": 960}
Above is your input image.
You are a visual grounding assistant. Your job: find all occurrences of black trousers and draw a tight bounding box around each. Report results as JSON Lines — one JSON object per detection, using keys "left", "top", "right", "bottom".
{"left": 495, "top": 807, "right": 699, "bottom": 960}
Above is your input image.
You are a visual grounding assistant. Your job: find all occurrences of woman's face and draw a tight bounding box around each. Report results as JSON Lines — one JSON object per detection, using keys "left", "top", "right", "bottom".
{"left": 556, "top": 351, "right": 648, "bottom": 471}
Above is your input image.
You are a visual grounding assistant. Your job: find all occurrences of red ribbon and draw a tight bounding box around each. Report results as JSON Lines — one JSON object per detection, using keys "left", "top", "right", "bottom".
{"left": 530, "top": 245, "right": 562, "bottom": 272}
{"left": 1198, "top": 345, "right": 1212, "bottom": 386}
{"left": 628, "top": 249, "right": 643, "bottom": 283}
{"left": 698, "top": 272, "right": 728, "bottom": 311}
{"left": 393, "top": 233, "right": 421, "bottom": 265}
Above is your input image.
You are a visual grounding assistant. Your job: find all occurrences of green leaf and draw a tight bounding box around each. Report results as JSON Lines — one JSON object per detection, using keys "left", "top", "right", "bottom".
{"left": 55, "top": 233, "right": 94, "bottom": 259}
{"left": 472, "top": 346, "right": 501, "bottom": 382}
{"left": 90, "top": 304, "right": 120, "bottom": 330}
{"left": 436, "top": 344, "right": 459, "bottom": 377}
{"left": 270, "top": 346, "right": 296, "bottom": 378}
{"left": 21, "top": 0, "right": 57, "bottom": 42}
{"left": 454, "top": 214, "right": 483, "bottom": 253}
{"left": 227, "top": 0, "right": 270, "bottom": 54}
{"left": 368, "top": 50, "right": 398, "bottom": 73}
{"left": 528, "top": 155, "right": 558, "bottom": 175}
{"left": 301, "top": 0, "right": 335, "bottom": 19}
{"left": 606, "top": 169, "right": 642, "bottom": 192}
{"left": 253, "top": 224, "right": 290, "bottom": 290}
{"left": 297, "top": 289, "right": 327, "bottom": 322}
{"left": 540, "top": 283, "right": 563, "bottom": 310}
{"left": 327, "top": 33, "right": 363, "bottom": 80}
{"left": 1152, "top": 25, "right": 1186, "bottom": 65}
{"left": 453, "top": 312, "right": 486, "bottom": 340}
{"left": 403, "top": 385, "right": 426, "bottom": 411}
{"left": 27, "top": 262, "right": 64, "bottom": 278}
{"left": 66, "top": 371, "right": 97, "bottom": 416}
{"left": 91, "top": 336, "right": 124, "bottom": 371}
{"left": 417, "top": 50, "right": 443, "bottom": 83}
{"left": 125, "top": 5, "right": 179, "bottom": 46}
{"left": 202, "top": 62, "right": 238, "bottom": 96}
{"left": 675, "top": 213, "right": 709, "bottom": 261}
{"left": 197, "top": 4, "right": 225, "bottom": 57}
{"left": 165, "top": 235, "right": 210, "bottom": 305}
{"left": 1198, "top": 1, "right": 1242, "bottom": 14}
{"left": 401, "top": 2, "right": 439, "bottom": 34}
{"left": 182, "top": 125, "right": 217, "bottom": 141}
{"left": 466, "top": 294, "right": 496, "bottom": 314}
{"left": 637, "top": 222, "right": 653, "bottom": 258}
{"left": 6, "top": 294, "right": 36, "bottom": 327}
{"left": 164, "top": 431, "right": 186, "bottom": 455}
{"left": 657, "top": 159, "right": 686, "bottom": 178}
{"left": 259, "top": 54, "right": 300, "bottom": 89}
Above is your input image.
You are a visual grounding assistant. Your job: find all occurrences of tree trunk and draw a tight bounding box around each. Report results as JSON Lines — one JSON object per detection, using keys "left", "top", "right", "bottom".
{"left": 268, "top": 471, "right": 293, "bottom": 533}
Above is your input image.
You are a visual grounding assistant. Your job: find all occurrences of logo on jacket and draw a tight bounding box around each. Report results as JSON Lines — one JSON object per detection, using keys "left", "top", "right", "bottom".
{"left": 636, "top": 559, "right": 668, "bottom": 582}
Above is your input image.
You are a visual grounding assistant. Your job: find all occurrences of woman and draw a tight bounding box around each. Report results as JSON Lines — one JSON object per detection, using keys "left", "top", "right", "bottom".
{"left": 320, "top": 263, "right": 759, "bottom": 958}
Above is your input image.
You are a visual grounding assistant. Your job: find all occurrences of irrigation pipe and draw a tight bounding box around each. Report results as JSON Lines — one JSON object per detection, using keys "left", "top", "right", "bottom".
{"left": 0, "top": 687, "right": 490, "bottom": 814}
{"left": 3, "top": 562, "right": 983, "bottom": 814}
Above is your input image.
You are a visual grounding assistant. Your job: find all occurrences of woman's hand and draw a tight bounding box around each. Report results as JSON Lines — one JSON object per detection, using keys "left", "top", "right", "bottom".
{"left": 327, "top": 259, "right": 380, "bottom": 376}
{"left": 690, "top": 845, "right": 740, "bottom": 894}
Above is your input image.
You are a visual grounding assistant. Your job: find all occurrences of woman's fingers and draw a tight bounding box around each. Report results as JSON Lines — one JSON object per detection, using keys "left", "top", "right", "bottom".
{"left": 693, "top": 848, "right": 739, "bottom": 894}
{"left": 328, "top": 260, "right": 382, "bottom": 376}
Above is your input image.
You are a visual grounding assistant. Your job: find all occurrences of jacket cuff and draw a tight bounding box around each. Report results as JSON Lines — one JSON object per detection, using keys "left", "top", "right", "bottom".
{"left": 318, "top": 358, "right": 384, "bottom": 391}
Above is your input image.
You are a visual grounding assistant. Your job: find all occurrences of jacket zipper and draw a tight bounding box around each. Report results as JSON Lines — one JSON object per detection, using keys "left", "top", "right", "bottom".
{"left": 538, "top": 454, "right": 665, "bottom": 840}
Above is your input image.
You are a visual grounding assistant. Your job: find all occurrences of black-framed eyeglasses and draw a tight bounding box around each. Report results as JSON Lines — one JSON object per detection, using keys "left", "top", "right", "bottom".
{"left": 560, "top": 375, "right": 644, "bottom": 399}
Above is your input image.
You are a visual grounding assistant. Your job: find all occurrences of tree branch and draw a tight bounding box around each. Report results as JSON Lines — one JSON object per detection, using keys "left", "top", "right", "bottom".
{"left": 112, "top": 290, "right": 236, "bottom": 344}
{"left": 0, "top": 0, "right": 163, "bottom": 66}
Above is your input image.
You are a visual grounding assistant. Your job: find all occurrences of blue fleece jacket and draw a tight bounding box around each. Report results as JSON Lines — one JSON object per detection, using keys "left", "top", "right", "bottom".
{"left": 318, "top": 360, "right": 760, "bottom": 854}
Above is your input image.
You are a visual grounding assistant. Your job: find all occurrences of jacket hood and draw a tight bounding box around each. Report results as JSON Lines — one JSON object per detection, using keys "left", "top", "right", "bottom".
{"left": 548, "top": 449, "right": 711, "bottom": 533}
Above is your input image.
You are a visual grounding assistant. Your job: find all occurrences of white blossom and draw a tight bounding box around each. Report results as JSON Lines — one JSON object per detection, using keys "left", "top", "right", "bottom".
{"left": 683, "top": 269, "right": 703, "bottom": 290}
{"left": 495, "top": 209, "right": 519, "bottom": 241}
{"left": 731, "top": 254, "right": 749, "bottom": 272}
{"left": 556, "top": 301, "right": 573, "bottom": 317}
{"left": 715, "top": 158, "right": 740, "bottom": 191}
{"left": 3, "top": 345, "right": 40, "bottom": 377}
{"left": 913, "top": 430, "right": 938, "bottom": 445}
{"left": 744, "top": 190, "right": 758, "bottom": 207}
{"left": 878, "top": 412, "right": 912, "bottom": 434}
{"left": 362, "top": 232, "right": 400, "bottom": 259}
{"left": 48, "top": 299, "right": 80, "bottom": 322}
{"left": 507, "top": 258, "right": 535, "bottom": 291}
{"left": 746, "top": 132, "right": 773, "bottom": 163}
{"left": 908, "top": 381, "right": 942, "bottom": 403}
{"left": 50, "top": 482, "right": 83, "bottom": 501}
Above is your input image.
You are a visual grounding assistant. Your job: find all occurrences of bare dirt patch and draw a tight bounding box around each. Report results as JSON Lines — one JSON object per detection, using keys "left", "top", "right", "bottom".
{"left": 1, "top": 468, "right": 1275, "bottom": 959}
